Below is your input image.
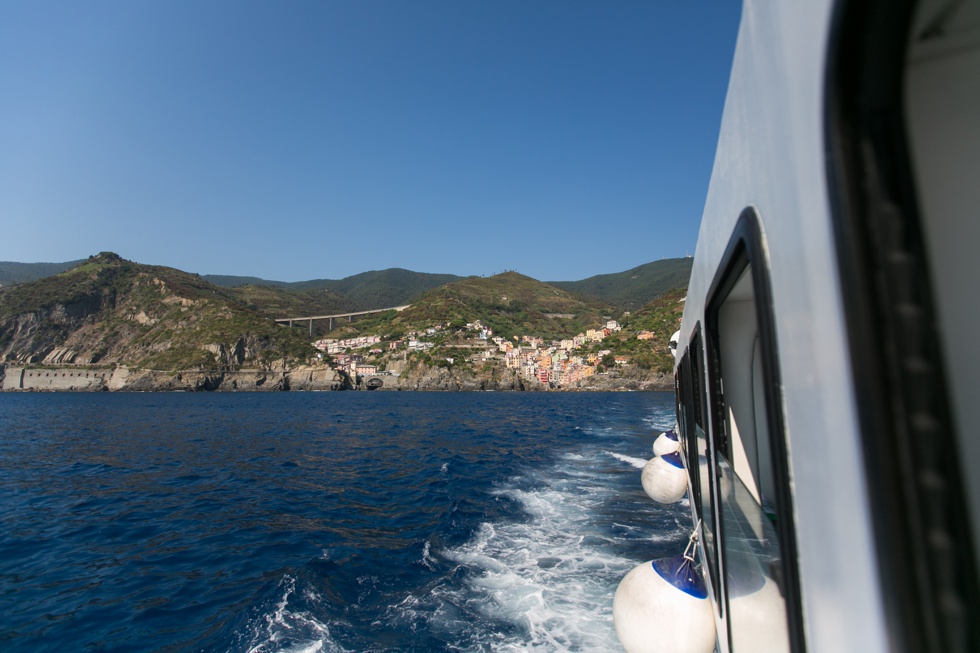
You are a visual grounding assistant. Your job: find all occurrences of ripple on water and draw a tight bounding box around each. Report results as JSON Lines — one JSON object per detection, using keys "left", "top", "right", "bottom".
{"left": 0, "top": 391, "right": 683, "bottom": 653}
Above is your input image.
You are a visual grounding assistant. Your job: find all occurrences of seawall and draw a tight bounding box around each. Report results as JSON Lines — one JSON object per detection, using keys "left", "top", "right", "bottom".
{"left": 1, "top": 365, "right": 341, "bottom": 392}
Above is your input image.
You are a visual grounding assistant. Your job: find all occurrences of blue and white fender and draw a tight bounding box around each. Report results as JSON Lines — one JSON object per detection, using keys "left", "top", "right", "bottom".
{"left": 653, "top": 429, "right": 681, "bottom": 457}
{"left": 613, "top": 554, "right": 716, "bottom": 653}
{"left": 641, "top": 451, "right": 687, "bottom": 503}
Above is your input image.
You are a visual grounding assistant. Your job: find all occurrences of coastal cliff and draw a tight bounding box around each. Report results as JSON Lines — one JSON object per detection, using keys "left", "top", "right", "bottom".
{"left": 0, "top": 361, "right": 668, "bottom": 393}
{"left": 0, "top": 253, "right": 325, "bottom": 388}
{"left": 351, "top": 365, "right": 672, "bottom": 392}
{"left": 1, "top": 253, "right": 684, "bottom": 393}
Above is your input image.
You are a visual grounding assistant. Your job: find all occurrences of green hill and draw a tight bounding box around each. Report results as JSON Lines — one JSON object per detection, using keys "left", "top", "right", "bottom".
{"left": 300, "top": 268, "right": 463, "bottom": 309}
{"left": 0, "top": 260, "right": 86, "bottom": 286}
{"left": 328, "top": 271, "right": 613, "bottom": 342}
{"left": 7, "top": 257, "right": 690, "bottom": 314}
{"left": 200, "top": 274, "right": 291, "bottom": 289}
{"left": 585, "top": 289, "right": 687, "bottom": 372}
{"left": 549, "top": 257, "right": 693, "bottom": 310}
{"left": 225, "top": 284, "right": 355, "bottom": 319}
{"left": 203, "top": 268, "right": 463, "bottom": 311}
{"left": 0, "top": 253, "right": 320, "bottom": 370}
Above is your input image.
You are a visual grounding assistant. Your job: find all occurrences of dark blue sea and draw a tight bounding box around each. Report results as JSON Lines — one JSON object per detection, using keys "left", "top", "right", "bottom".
{"left": 0, "top": 392, "right": 690, "bottom": 652}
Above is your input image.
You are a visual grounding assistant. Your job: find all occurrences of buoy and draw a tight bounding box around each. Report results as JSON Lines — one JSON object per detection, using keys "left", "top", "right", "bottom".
{"left": 653, "top": 429, "right": 681, "bottom": 456}
{"left": 641, "top": 451, "right": 687, "bottom": 503}
{"left": 614, "top": 554, "right": 716, "bottom": 653}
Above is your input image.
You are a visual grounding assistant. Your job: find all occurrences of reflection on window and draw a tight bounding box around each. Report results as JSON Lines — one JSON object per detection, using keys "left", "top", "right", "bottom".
{"left": 697, "top": 423, "right": 718, "bottom": 605}
{"left": 719, "top": 455, "right": 790, "bottom": 652}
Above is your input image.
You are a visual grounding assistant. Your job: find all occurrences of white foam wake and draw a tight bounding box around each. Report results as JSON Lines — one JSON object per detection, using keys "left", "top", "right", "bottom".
{"left": 443, "top": 485, "right": 634, "bottom": 651}
{"left": 605, "top": 451, "right": 649, "bottom": 469}
{"left": 402, "top": 451, "right": 652, "bottom": 653}
{"left": 241, "top": 576, "right": 344, "bottom": 653}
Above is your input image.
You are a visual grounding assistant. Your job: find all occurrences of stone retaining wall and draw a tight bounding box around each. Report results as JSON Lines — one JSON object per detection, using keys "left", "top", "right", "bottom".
{"left": 1, "top": 365, "right": 341, "bottom": 392}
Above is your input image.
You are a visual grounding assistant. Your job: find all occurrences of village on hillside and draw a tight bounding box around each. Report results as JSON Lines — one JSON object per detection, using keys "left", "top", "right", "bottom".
{"left": 313, "top": 318, "right": 664, "bottom": 388}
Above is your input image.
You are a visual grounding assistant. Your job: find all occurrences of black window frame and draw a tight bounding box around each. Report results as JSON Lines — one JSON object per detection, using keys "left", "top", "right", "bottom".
{"left": 825, "top": 1, "right": 980, "bottom": 650}
{"left": 675, "top": 325, "right": 722, "bottom": 613}
{"left": 704, "top": 208, "right": 806, "bottom": 653}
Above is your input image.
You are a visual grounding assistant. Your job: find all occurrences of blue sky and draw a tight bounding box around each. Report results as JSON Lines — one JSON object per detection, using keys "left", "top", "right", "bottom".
{"left": 0, "top": 1, "right": 741, "bottom": 282}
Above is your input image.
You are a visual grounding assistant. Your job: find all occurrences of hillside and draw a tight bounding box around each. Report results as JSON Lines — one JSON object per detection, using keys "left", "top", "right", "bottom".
{"left": 580, "top": 289, "right": 686, "bottom": 372}
{"left": 200, "top": 274, "right": 291, "bottom": 289}
{"left": 0, "top": 260, "right": 86, "bottom": 286}
{"left": 0, "top": 253, "right": 321, "bottom": 371}
{"left": 6, "top": 257, "right": 691, "bottom": 314}
{"left": 304, "top": 269, "right": 464, "bottom": 310}
{"left": 203, "top": 268, "right": 463, "bottom": 310}
{"left": 225, "top": 284, "right": 355, "bottom": 319}
{"left": 314, "top": 274, "right": 683, "bottom": 392}
{"left": 549, "top": 257, "right": 693, "bottom": 310}
{"left": 327, "top": 272, "right": 613, "bottom": 342}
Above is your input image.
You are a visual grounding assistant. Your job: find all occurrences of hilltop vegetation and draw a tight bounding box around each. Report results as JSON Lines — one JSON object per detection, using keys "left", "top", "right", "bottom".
{"left": 299, "top": 269, "right": 464, "bottom": 309}
{"left": 0, "top": 260, "right": 85, "bottom": 286}
{"left": 550, "top": 257, "right": 692, "bottom": 311}
{"left": 225, "top": 284, "right": 355, "bottom": 320}
{"left": 581, "top": 289, "right": 686, "bottom": 372}
{"left": 3, "top": 256, "right": 690, "bottom": 313}
{"left": 0, "top": 253, "right": 320, "bottom": 371}
{"left": 204, "top": 268, "right": 464, "bottom": 311}
{"left": 324, "top": 272, "right": 612, "bottom": 342}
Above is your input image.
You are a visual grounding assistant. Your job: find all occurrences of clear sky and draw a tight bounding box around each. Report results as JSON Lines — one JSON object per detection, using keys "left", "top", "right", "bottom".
{"left": 0, "top": 1, "right": 742, "bottom": 282}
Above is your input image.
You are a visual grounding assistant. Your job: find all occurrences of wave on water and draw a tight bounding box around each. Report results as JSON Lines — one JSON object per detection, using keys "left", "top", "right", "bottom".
{"left": 227, "top": 396, "right": 688, "bottom": 653}
{"left": 0, "top": 392, "right": 686, "bottom": 653}
{"left": 385, "top": 451, "right": 685, "bottom": 651}
{"left": 642, "top": 411, "right": 677, "bottom": 432}
{"left": 236, "top": 576, "right": 343, "bottom": 653}
{"left": 605, "top": 451, "right": 649, "bottom": 469}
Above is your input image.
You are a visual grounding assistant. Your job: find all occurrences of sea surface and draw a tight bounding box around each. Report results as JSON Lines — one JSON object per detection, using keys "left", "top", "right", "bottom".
{"left": 0, "top": 391, "right": 690, "bottom": 652}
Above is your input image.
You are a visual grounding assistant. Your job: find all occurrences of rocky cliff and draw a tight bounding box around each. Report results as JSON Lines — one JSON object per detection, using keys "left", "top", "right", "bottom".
{"left": 0, "top": 253, "right": 321, "bottom": 377}
{"left": 352, "top": 365, "right": 672, "bottom": 392}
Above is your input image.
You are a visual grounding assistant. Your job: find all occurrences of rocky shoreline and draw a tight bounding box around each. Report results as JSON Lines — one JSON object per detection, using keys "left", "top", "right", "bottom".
{"left": 0, "top": 363, "right": 672, "bottom": 393}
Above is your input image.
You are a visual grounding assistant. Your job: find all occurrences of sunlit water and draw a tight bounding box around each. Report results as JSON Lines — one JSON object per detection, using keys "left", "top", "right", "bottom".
{"left": 0, "top": 392, "right": 690, "bottom": 652}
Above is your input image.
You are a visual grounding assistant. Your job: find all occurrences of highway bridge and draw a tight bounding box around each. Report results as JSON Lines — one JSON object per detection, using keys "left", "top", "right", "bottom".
{"left": 276, "top": 305, "right": 410, "bottom": 336}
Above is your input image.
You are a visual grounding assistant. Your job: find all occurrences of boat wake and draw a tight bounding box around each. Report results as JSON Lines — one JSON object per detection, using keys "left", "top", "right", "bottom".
{"left": 218, "top": 397, "right": 687, "bottom": 652}
{"left": 236, "top": 576, "right": 343, "bottom": 653}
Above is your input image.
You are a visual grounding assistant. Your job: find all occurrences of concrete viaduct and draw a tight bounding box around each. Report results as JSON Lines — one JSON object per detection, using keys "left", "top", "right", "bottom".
{"left": 276, "top": 305, "right": 411, "bottom": 337}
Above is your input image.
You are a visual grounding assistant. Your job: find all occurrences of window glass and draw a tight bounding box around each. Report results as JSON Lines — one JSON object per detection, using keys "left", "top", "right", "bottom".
{"left": 711, "top": 262, "right": 791, "bottom": 652}
{"left": 690, "top": 334, "right": 719, "bottom": 606}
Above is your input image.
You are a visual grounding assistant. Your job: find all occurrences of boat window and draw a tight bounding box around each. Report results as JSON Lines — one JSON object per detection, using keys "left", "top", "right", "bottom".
{"left": 706, "top": 209, "right": 802, "bottom": 653}
{"left": 689, "top": 330, "right": 720, "bottom": 609}
{"left": 826, "top": 0, "right": 980, "bottom": 648}
{"left": 677, "top": 355, "right": 693, "bottom": 471}
{"left": 678, "top": 331, "right": 721, "bottom": 610}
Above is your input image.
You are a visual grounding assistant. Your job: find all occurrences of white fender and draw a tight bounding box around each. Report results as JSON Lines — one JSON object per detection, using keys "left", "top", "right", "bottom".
{"left": 653, "top": 429, "right": 681, "bottom": 456}
{"left": 641, "top": 452, "right": 687, "bottom": 503}
{"left": 614, "top": 555, "right": 716, "bottom": 653}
